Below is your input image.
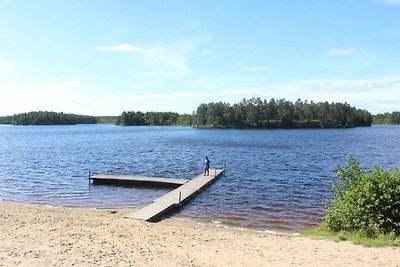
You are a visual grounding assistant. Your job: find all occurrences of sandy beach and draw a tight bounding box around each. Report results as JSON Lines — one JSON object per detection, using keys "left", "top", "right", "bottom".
{"left": 0, "top": 201, "right": 399, "bottom": 267}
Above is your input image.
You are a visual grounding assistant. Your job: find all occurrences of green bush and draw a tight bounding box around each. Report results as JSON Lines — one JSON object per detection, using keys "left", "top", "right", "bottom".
{"left": 324, "top": 156, "right": 400, "bottom": 236}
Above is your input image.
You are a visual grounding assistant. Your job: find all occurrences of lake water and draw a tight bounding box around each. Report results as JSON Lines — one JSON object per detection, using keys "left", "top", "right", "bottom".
{"left": 0, "top": 124, "right": 399, "bottom": 233}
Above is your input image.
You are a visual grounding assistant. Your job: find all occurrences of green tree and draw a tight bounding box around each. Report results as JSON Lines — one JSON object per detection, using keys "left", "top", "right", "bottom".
{"left": 325, "top": 156, "right": 400, "bottom": 236}
{"left": 373, "top": 112, "right": 400, "bottom": 125}
{"left": 9, "top": 111, "right": 97, "bottom": 125}
{"left": 196, "top": 104, "right": 208, "bottom": 127}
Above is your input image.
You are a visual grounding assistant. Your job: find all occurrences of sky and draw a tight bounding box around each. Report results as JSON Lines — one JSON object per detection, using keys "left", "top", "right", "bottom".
{"left": 0, "top": 0, "right": 400, "bottom": 116}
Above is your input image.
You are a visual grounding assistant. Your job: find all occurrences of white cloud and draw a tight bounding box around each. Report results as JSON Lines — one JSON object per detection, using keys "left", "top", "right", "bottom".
{"left": 0, "top": 59, "right": 16, "bottom": 71}
{"left": 147, "top": 46, "right": 166, "bottom": 54}
{"left": 283, "top": 76, "right": 400, "bottom": 95}
{"left": 234, "top": 62, "right": 268, "bottom": 72}
{"left": 217, "top": 76, "right": 400, "bottom": 114}
{"left": 97, "top": 44, "right": 166, "bottom": 54}
{"left": 196, "top": 48, "right": 224, "bottom": 60}
{"left": 328, "top": 48, "right": 355, "bottom": 56}
{"left": 241, "top": 66, "right": 269, "bottom": 72}
{"left": 0, "top": 80, "right": 82, "bottom": 98}
{"left": 116, "top": 76, "right": 400, "bottom": 114}
{"left": 295, "top": 77, "right": 400, "bottom": 113}
{"left": 146, "top": 52, "right": 192, "bottom": 78}
{"left": 260, "top": 76, "right": 400, "bottom": 113}
{"left": 0, "top": 80, "right": 96, "bottom": 115}
{"left": 219, "top": 87, "right": 268, "bottom": 98}
{"left": 120, "top": 91, "right": 213, "bottom": 114}
{"left": 97, "top": 44, "right": 143, "bottom": 52}
{"left": 97, "top": 42, "right": 192, "bottom": 78}
{"left": 201, "top": 49, "right": 212, "bottom": 56}
{"left": 1, "top": 75, "right": 399, "bottom": 116}
{"left": 376, "top": 0, "right": 400, "bottom": 5}
{"left": 125, "top": 91, "right": 209, "bottom": 102}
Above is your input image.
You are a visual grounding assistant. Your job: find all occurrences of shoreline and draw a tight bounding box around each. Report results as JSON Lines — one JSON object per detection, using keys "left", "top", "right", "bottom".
{"left": 171, "top": 216, "right": 303, "bottom": 236}
{"left": 1, "top": 201, "right": 400, "bottom": 266}
{"left": 1, "top": 199, "right": 312, "bottom": 235}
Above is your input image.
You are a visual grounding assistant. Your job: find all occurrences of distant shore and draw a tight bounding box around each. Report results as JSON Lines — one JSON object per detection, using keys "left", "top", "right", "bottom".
{"left": 1, "top": 201, "right": 399, "bottom": 266}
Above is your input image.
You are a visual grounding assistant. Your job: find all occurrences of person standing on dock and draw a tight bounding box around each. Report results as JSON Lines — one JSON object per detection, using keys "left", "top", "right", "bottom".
{"left": 204, "top": 156, "right": 210, "bottom": 176}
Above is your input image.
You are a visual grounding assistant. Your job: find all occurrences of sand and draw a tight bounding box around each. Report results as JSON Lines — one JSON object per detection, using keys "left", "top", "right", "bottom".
{"left": 0, "top": 201, "right": 399, "bottom": 267}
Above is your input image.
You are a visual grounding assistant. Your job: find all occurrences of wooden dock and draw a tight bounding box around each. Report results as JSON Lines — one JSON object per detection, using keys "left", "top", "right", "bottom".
{"left": 125, "top": 169, "right": 224, "bottom": 221}
{"left": 91, "top": 174, "right": 189, "bottom": 188}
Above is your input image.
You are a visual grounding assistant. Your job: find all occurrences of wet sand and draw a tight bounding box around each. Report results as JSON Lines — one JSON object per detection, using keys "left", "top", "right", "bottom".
{"left": 0, "top": 201, "right": 399, "bottom": 266}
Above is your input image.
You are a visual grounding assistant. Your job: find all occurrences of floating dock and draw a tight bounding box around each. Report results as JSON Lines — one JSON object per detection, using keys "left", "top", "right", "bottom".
{"left": 125, "top": 169, "right": 224, "bottom": 221}
{"left": 90, "top": 174, "right": 189, "bottom": 188}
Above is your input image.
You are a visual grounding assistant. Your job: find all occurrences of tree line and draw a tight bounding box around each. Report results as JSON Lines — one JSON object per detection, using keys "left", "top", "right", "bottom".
{"left": 372, "top": 112, "right": 400, "bottom": 125}
{"left": 116, "top": 111, "right": 193, "bottom": 126}
{"left": 117, "top": 98, "right": 372, "bottom": 128}
{"left": 0, "top": 98, "right": 374, "bottom": 128}
{"left": 0, "top": 111, "right": 97, "bottom": 125}
{"left": 195, "top": 98, "right": 372, "bottom": 128}
{"left": 96, "top": 116, "right": 119, "bottom": 124}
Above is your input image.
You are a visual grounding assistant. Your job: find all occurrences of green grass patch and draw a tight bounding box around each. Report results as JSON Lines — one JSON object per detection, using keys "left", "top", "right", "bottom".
{"left": 302, "top": 226, "right": 400, "bottom": 247}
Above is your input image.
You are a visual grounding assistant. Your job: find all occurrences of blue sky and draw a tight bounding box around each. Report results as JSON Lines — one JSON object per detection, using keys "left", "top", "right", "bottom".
{"left": 0, "top": 0, "right": 399, "bottom": 116}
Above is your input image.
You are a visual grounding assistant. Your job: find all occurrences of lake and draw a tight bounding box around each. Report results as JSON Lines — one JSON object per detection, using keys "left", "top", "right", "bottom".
{"left": 0, "top": 124, "right": 399, "bottom": 233}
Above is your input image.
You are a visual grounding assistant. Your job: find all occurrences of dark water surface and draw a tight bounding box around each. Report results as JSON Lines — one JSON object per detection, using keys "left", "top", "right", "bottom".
{"left": 0, "top": 124, "right": 399, "bottom": 233}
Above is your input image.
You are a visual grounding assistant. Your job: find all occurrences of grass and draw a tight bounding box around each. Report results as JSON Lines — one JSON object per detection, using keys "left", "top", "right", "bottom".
{"left": 302, "top": 226, "right": 400, "bottom": 247}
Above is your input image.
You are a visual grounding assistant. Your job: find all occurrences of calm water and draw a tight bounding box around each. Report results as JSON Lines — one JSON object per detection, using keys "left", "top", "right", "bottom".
{"left": 0, "top": 124, "right": 399, "bottom": 233}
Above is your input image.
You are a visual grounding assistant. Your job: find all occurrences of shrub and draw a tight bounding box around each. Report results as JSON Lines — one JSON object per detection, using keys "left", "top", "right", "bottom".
{"left": 324, "top": 156, "right": 400, "bottom": 236}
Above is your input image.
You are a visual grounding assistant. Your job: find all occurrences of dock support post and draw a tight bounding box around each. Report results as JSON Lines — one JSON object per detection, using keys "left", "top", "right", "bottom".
{"left": 88, "top": 171, "right": 91, "bottom": 188}
{"left": 179, "top": 191, "right": 182, "bottom": 204}
{"left": 214, "top": 169, "right": 216, "bottom": 177}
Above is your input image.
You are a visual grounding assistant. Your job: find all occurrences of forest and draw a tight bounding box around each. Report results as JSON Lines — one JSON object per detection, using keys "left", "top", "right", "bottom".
{"left": 118, "top": 98, "right": 372, "bottom": 128}
{"left": 116, "top": 111, "right": 193, "bottom": 126}
{"left": 0, "top": 98, "right": 375, "bottom": 128}
{"left": 0, "top": 111, "right": 97, "bottom": 125}
{"left": 372, "top": 112, "right": 400, "bottom": 125}
{"left": 96, "top": 116, "right": 119, "bottom": 124}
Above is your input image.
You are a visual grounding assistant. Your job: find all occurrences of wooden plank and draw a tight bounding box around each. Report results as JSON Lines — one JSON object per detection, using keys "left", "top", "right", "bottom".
{"left": 125, "top": 169, "right": 224, "bottom": 221}
{"left": 91, "top": 174, "right": 189, "bottom": 188}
